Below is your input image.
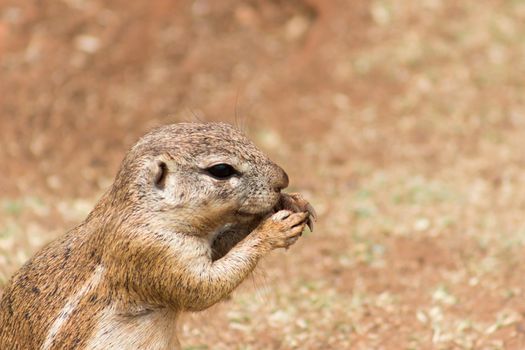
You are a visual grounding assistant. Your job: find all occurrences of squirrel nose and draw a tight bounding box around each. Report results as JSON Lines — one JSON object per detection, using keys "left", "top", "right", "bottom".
{"left": 272, "top": 166, "right": 289, "bottom": 192}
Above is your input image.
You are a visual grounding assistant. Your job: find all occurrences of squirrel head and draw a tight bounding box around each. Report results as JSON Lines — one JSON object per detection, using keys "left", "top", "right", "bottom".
{"left": 108, "top": 122, "right": 289, "bottom": 235}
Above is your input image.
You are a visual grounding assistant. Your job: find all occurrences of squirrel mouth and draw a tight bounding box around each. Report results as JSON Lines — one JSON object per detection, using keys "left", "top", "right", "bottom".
{"left": 236, "top": 197, "right": 278, "bottom": 218}
{"left": 235, "top": 210, "right": 253, "bottom": 217}
{"left": 235, "top": 207, "right": 273, "bottom": 219}
{"left": 235, "top": 209, "right": 267, "bottom": 218}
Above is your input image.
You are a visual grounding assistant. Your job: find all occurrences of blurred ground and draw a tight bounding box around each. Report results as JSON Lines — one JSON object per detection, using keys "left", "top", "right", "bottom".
{"left": 2, "top": 0, "right": 525, "bottom": 348}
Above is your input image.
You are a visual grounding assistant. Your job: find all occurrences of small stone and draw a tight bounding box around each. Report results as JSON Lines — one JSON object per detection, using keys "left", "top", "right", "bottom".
{"left": 75, "top": 35, "right": 101, "bottom": 54}
{"left": 414, "top": 218, "right": 430, "bottom": 231}
{"left": 285, "top": 16, "right": 310, "bottom": 41}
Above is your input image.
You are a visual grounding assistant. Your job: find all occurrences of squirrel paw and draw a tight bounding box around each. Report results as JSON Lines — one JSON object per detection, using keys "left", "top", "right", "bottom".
{"left": 256, "top": 210, "right": 309, "bottom": 250}
{"left": 275, "top": 193, "right": 317, "bottom": 232}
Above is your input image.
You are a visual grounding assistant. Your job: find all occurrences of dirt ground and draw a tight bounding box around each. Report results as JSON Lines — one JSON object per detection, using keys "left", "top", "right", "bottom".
{"left": 2, "top": 0, "right": 525, "bottom": 348}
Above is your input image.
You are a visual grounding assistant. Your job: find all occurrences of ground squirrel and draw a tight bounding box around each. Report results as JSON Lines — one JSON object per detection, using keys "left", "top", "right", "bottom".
{"left": 0, "top": 122, "right": 316, "bottom": 349}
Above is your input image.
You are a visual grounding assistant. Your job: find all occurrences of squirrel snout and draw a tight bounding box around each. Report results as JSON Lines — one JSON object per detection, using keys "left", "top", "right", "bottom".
{"left": 272, "top": 166, "right": 289, "bottom": 192}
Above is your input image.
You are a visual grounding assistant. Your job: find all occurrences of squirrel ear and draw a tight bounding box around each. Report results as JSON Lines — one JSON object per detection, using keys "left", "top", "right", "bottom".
{"left": 154, "top": 160, "right": 168, "bottom": 189}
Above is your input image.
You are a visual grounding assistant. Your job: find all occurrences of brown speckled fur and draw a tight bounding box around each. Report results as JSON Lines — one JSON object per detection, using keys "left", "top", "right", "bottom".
{"left": 0, "top": 123, "right": 315, "bottom": 350}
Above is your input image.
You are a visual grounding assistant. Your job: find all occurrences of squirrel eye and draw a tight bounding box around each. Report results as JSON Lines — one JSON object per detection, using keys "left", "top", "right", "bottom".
{"left": 205, "top": 163, "right": 237, "bottom": 179}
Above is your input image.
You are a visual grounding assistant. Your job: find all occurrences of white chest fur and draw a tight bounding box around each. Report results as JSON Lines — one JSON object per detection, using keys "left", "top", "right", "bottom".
{"left": 86, "top": 307, "right": 180, "bottom": 350}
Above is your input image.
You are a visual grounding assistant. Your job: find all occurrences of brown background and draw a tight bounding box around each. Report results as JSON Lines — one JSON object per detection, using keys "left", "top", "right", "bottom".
{"left": 2, "top": 0, "right": 525, "bottom": 348}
